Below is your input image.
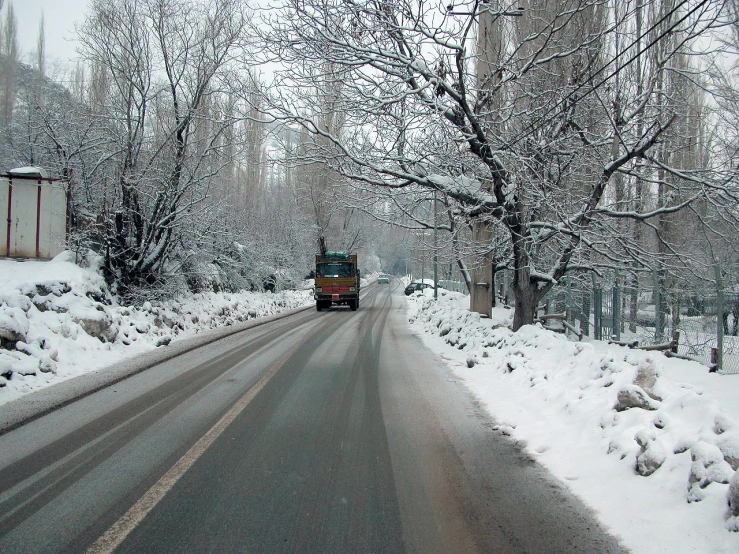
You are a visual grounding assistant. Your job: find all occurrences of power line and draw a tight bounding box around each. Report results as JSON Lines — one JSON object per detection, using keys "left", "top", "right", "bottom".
{"left": 498, "top": 0, "right": 710, "bottom": 151}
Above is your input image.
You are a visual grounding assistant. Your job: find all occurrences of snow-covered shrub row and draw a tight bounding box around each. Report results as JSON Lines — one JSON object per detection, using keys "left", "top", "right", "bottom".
{"left": 190, "top": 240, "right": 310, "bottom": 294}
{"left": 0, "top": 253, "right": 313, "bottom": 404}
{"left": 407, "top": 288, "right": 739, "bottom": 545}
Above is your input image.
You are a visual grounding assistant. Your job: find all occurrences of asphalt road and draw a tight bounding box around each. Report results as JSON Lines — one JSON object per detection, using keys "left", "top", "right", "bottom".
{"left": 0, "top": 281, "right": 627, "bottom": 553}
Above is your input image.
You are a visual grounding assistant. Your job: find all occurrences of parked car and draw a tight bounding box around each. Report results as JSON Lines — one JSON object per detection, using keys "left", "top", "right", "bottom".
{"left": 404, "top": 282, "right": 432, "bottom": 295}
{"left": 377, "top": 274, "right": 390, "bottom": 284}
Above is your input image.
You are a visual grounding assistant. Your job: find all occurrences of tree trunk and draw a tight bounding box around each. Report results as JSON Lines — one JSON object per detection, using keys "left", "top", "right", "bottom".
{"left": 512, "top": 274, "right": 540, "bottom": 331}
{"left": 629, "top": 0, "right": 644, "bottom": 335}
{"left": 491, "top": 262, "right": 496, "bottom": 308}
{"left": 456, "top": 258, "right": 472, "bottom": 294}
{"left": 510, "top": 238, "right": 541, "bottom": 330}
{"left": 629, "top": 274, "right": 638, "bottom": 333}
{"left": 450, "top": 211, "right": 471, "bottom": 293}
{"left": 672, "top": 296, "right": 680, "bottom": 330}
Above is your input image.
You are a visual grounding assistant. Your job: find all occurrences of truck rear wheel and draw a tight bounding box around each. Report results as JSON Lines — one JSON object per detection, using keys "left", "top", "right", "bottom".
{"left": 350, "top": 299, "right": 358, "bottom": 311}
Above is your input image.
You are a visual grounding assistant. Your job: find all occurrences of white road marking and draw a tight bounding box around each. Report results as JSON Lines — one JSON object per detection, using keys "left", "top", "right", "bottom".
{"left": 87, "top": 346, "right": 297, "bottom": 554}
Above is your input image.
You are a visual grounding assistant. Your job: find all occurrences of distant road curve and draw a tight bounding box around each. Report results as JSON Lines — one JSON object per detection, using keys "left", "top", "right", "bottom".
{"left": 0, "top": 279, "right": 627, "bottom": 553}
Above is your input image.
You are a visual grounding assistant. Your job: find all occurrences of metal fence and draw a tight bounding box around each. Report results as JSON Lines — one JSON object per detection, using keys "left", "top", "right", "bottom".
{"left": 539, "top": 271, "right": 739, "bottom": 375}
{"left": 622, "top": 287, "right": 739, "bottom": 375}
{"left": 439, "top": 280, "right": 468, "bottom": 294}
{"left": 418, "top": 266, "right": 738, "bottom": 374}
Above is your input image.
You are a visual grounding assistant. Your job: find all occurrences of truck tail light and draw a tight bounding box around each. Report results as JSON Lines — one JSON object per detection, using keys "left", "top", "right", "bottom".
{"left": 315, "top": 287, "right": 322, "bottom": 293}
{"left": 349, "top": 287, "right": 356, "bottom": 292}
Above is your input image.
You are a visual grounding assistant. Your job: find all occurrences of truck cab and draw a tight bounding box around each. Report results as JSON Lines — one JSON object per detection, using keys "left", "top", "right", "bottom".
{"left": 314, "top": 252, "right": 360, "bottom": 311}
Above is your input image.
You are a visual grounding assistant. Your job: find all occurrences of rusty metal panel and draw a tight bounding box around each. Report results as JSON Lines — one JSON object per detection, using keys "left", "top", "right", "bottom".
{"left": 1, "top": 174, "right": 68, "bottom": 259}
{"left": 9, "top": 180, "right": 38, "bottom": 258}
{"left": 38, "top": 181, "right": 68, "bottom": 258}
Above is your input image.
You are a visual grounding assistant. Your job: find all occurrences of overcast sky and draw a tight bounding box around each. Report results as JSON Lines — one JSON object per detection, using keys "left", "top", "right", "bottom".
{"left": 7, "top": 0, "right": 89, "bottom": 66}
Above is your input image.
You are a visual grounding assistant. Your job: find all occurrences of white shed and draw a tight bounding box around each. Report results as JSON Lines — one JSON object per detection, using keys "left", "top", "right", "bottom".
{"left": 0, "top": 167, "right": 68, "bottom": 259}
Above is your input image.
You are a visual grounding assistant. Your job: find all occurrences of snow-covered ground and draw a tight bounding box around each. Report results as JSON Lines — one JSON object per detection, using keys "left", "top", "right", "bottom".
{"left": 406, "top": 287, "right": 739, "bottom": 553}
{"left": 5, "top": 255, "right": 739, "bottom": 551}
{"left": 0, "top": 253, "right": 314, "bottom": 405}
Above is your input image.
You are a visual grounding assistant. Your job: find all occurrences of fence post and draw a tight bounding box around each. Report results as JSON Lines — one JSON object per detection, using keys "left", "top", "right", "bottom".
{"left": 715, "top": 264, "right": 724, "bottom": 372}
{"left": 580, "top": 289, "right": 591, "bottom": 337}
{"left": 594, "top": 288, "right": 602, "bottom": 340}
{"left": 613, "top": 270, "right": 621, "bottom": 341}
{"left": 566, "top": 278, "right": 574, "bottom": 324}
{"left": 591, "top": 273, "right": 599, "bottom": 339}
{"left": 710, "top": 348, "right": 720, "bottom": 372}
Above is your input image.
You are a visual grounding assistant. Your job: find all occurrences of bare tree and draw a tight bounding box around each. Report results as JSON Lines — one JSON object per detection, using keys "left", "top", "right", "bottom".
{"left": 284, "top": 61, "right": 370, "bottom": 255}
{"left": 76, "top": 0, "right": 247, "bottom": 297}
{"left": 259, "top": 0, "right": 729, "bottom": 329}
{"left": 1, "top": 0, "right": 18, "bottom": 130}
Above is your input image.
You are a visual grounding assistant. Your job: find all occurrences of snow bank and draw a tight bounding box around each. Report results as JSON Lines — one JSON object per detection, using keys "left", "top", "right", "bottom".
{"left": 0, "top": 253, "right": 312, "bottom": 405}
{"left": 407, "top": 288, "right": 739, "bottom": 553}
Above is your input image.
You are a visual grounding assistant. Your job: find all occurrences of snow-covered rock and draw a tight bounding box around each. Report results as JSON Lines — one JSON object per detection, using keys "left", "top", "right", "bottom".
{"left": 688, "top": 442, "right": 735, "bottom": 503}
{"left": 633, "top": 356, "right": 663, "bottom": 401}
{"left": 717, "top": 432, "right": 739, "bottom": 471}
{"left": 0, "top": 308, "right": 29, "bottom": 345}
{"left": 635, "top": 429, "right": 667, "bottom": 476}
{"left": 728, "top": 471, "right": 739, "bottom": 518}
{"left": 615, "top": 384, "right": 661, "bottom": 412}
{"left": 0, "top": 254, "right": 313, "bottom": 403}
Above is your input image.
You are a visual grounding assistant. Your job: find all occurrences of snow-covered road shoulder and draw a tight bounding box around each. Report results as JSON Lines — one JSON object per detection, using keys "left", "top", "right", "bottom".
{"left": 406, "top": 288, "right": 739, "bottom": 553}
{"left": 0, "top": 253, "right": 313, "bottom": 407}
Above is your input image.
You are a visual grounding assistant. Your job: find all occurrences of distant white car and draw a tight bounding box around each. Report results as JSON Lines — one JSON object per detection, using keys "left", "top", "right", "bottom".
{"left": 377, "top": 274, "right": 390, "bottom": 284}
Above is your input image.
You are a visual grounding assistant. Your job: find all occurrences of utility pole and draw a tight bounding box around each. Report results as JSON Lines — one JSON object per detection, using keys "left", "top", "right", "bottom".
{"left": 447, "top": 2, "right": 519, "bottom": 316}
{"left": 421, "top": 229, "right": 425, "bottom": 284}
{"left": 468, "top": 3, "right": 501, "bottom": 318}
{"left": 434, "top": 189, "right": 438, "bottom": 299}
